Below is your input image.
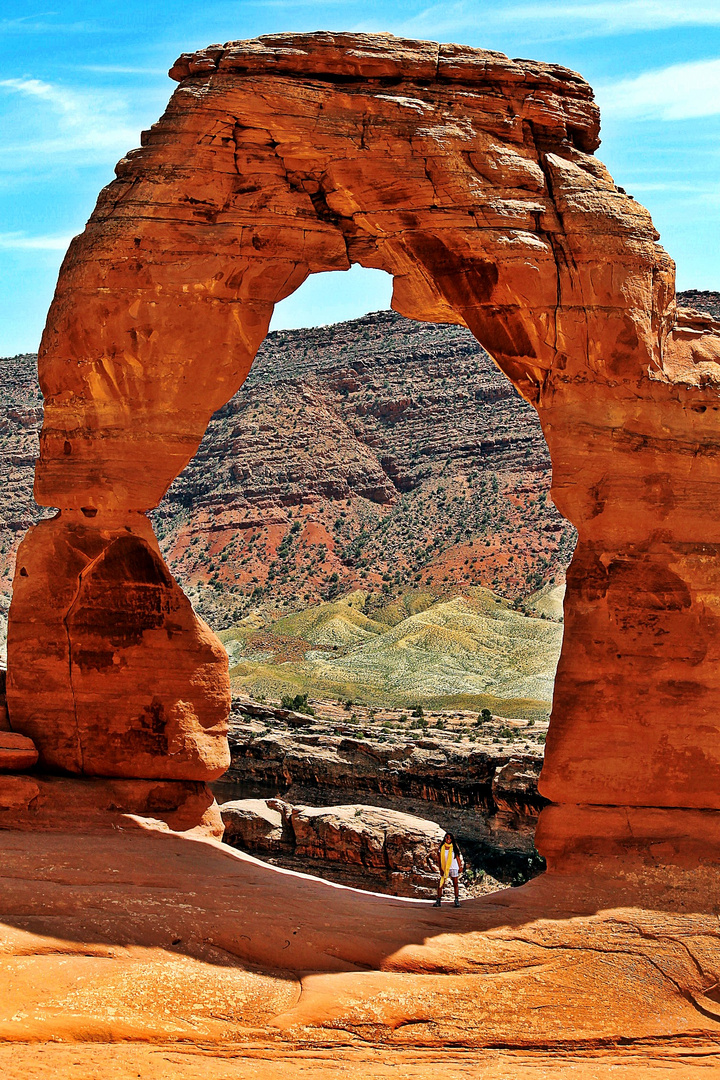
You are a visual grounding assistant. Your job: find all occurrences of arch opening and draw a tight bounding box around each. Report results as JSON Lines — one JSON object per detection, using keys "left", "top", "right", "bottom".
{"left": 269, "top": 264, "right": 394, "bottom": 331}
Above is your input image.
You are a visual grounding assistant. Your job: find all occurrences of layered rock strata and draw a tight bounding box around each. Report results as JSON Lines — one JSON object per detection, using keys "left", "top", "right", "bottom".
{"left": 0, "top": 774, "right": 223, "bottom": 836}
{"left": 219, "top": 719, "right": 544, "bottom": 880}
{"left": 6, "top": 31, "right": 720, "bottom": 862}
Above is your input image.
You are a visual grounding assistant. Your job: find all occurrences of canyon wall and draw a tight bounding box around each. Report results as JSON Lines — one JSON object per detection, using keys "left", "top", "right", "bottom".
{"left": 4, "top": 33, "right": 720, "bottom": 871}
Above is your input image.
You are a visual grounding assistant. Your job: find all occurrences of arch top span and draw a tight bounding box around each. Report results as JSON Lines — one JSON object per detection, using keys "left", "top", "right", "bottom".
{"left": 36, "top": 30, "right": 685, "bottom": 514}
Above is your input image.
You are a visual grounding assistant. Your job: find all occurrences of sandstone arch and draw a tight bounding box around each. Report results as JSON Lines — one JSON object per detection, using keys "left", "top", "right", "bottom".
{"left": 6, "top": 32, "right": 720, "bottom": 872}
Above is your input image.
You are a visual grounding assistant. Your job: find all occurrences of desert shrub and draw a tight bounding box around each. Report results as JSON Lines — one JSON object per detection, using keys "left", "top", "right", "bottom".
{"left": 281, "top": 692, "right": 315, "bottom": 716}
{"left": 476, "top": 708, "right": 492, "bottom": 725}
{"left": 411, "top": 706, "right": 424, "bottom": 719}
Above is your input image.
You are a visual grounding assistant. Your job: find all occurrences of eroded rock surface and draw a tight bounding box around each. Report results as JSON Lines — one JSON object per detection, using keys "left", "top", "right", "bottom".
{"left": 1, "top": 827, "right": 720, "bottom": 1075}
{"left": 3, "top": 38, "right": 720, "bottom": 1071}
{"left": 221, "top": 797, "right": 450, "bottom": 897}
{"left": 220, "top": 716, "right": 545, "bottom": 880}
{"left": 8, "top": 514, "right": 230, "bottom": 779}
{"left": 0, "top": 732, "right": 37, "bottom": 772}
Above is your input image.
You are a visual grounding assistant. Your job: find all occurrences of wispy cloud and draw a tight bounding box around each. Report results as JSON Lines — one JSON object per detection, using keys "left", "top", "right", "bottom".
{"left": 76, "top": 65, "right": 167, "bottom": 75}
{"left": 0, "top": 232, "right": 73, "bottom": 250}
{"left": 0, "top": 77, "right": 142, "bottom": 170}
{"left": 380, "top": 0, "right": 720, "bottom": 41}
{"left": 597, "top": 58, "right": 720, "bottom": 120}
{"left": 0, "top": 12, "right": 103, "bottom": 34}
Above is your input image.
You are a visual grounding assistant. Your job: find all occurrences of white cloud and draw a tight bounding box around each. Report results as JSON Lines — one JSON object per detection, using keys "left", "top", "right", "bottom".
{"left": 597, "top": 58, "right": 720, "bottom": 120}
{"left": 0, "top": 77, "right": 142, "bottom": 169}
{"left": 0, "top": 232, "right": 74, "bottom": 250}
{"left": 381, "top": 0, "right": 720, "bottom": 41}
{"left": 0, "top": 14, "right": 102, "bottom": 35}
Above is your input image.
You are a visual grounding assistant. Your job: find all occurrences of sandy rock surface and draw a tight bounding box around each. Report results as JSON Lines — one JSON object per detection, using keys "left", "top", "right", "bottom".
{"left": 0, "top": 731, "right": 37, "bottom": 771}
{"left": 1, "top": 826, "right": 720, "bottom": 1076}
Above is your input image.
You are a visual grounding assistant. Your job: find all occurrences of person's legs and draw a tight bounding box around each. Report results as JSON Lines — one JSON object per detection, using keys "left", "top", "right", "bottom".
{"left": 434, "top": 880, "right": 442, "bottom": 906}
{"left": 452, "top": 871, "right": 460, "bottom": 906}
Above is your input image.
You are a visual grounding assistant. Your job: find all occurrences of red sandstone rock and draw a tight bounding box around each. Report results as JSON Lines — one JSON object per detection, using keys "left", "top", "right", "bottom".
{"left": 8, "top": 30, "right": 720, "bottom": 867}
{"left": 7, "top": 513, "right": 230, "bottom": 779}
{"left": 0, "top": 732, "right": 37, "bottom": 772}
{"left": 0, "top": 774, "right": 222, "bottom": 836}
{"left": 0, "top": 670, "right": 9, "bottom": 731}
{"left": 1, "top": 827, "right": 720, "bottom": 1070}
{"left": 222, "top": 797, "right": 446, "bottom": 897}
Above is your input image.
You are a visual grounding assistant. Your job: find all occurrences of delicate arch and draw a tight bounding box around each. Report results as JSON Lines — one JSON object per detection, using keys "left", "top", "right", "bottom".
{"left": 8, "top": 33, "right": 720, "bottom": 871}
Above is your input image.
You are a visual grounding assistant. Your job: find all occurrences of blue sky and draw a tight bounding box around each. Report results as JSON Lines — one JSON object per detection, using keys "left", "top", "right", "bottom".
{"left": 2, "top": 0, "right": 720, "bottom": 355}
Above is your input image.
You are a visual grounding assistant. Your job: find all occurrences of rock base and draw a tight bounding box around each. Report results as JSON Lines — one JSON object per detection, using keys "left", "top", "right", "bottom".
{"left": 1, "top": 827, "right": 720, "bottom": 1068}
{"left": 0, "top": 732, "right": 38, "bottom": 771}
{"left": 0, "top": 774, "right": 223, "bottom": 837}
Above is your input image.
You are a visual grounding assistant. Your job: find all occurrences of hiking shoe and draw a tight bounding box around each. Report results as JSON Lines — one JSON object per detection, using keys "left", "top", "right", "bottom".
{"left": 433, "top": 899, "right": 441, "bottom": 907}
{"left": 454, "top": 898, "right": 460, "bottom": 907}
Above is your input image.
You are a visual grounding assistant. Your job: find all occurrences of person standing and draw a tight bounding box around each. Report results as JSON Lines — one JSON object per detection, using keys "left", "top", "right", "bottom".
{"left": 434, "top": 832, "right": 463, "bottom": 907}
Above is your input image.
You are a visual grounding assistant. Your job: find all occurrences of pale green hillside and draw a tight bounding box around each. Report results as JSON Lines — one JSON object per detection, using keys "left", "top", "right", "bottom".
{"left": 223, "top": 587, "right": 563, "bottom": 720}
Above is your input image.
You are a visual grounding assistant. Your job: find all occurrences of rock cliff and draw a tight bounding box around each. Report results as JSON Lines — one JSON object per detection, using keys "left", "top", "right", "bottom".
{"left": 218, "top": 711, "right": 545, "bottom": 881}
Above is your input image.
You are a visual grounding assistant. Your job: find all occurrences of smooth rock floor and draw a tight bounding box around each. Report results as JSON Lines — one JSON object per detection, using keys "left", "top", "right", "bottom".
{"left": 1, "top": 825, "right": 720, "bottom": 1076}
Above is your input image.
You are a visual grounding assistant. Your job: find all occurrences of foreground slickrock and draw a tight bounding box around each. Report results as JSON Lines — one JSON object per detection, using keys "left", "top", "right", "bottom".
{"left": 1, "top": 826, "right": 719, "bottom": 1076}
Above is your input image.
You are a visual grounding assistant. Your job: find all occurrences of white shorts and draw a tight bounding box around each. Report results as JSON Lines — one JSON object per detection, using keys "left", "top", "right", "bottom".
{"left": 449, "top": 868, "right": 459, "bottom": 879}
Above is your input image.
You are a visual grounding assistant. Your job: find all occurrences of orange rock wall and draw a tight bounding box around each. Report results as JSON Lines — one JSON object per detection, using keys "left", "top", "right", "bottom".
{"left": 6, "top": 33, "right": 720, "bottom": 858}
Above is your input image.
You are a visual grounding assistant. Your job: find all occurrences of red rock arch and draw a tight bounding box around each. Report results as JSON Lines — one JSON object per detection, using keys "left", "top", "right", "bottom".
{"left": 7, "top": 33, "right": 720, "bottom": 870}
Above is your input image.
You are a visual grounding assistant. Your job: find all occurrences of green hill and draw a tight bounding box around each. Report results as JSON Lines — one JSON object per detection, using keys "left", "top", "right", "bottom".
{"left": 220, "top": 587, "right": 563, "bottom": 720}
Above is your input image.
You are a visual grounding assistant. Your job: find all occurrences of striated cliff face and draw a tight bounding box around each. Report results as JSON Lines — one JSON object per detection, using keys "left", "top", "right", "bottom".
{"left": 3, "top": 291, "right": 715, "bottom": 644}
{"left": 1, "top": 310, "right": 577, "bottom": 643}
{"left": 152, "top": 309, "right": 574, "bottom": 628}
{"left": 217, "top": 707, "right": 546, "bottom": 882}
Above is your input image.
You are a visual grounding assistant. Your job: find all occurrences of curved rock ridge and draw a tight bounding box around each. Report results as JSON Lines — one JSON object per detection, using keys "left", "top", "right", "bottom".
{"left": 4, "top": 31, "right": 720, "bottom": 871}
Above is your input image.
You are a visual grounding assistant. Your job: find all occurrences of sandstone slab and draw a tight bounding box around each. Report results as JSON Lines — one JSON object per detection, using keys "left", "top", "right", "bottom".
{"left": 0, "top": 774, "right": 223, "bottom": 837}
{"left": 1, "top": 827, "right": 720, "bottom": 1060}
{"left": 0, "top": 732, "right": 37, "bottom": 772}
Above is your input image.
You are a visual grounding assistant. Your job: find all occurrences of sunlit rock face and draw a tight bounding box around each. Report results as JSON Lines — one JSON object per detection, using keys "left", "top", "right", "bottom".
{"left": 5, "top": 32, "right": 720, "bottom": 866}
{"left": 8, "top": 513, "right": 230, "bottom": 778}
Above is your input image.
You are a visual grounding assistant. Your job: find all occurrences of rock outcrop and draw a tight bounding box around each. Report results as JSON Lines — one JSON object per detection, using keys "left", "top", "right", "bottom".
{"left": 221, "top": 797, "right": 450, "bottom": 897}
{"left": 9, "top": 513, "right": 230, "bottom": 779}
{"left": 9, "top": 28, "right": 720, "bottom": 863}
{"left": 0, "top": 732, "right": 37, "bottom": 772}
{"left": 220, "top": 717, "right": 544, "bottom": 879}
{"left": 0, "top": 774, "right": 223, "bottom": 835}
